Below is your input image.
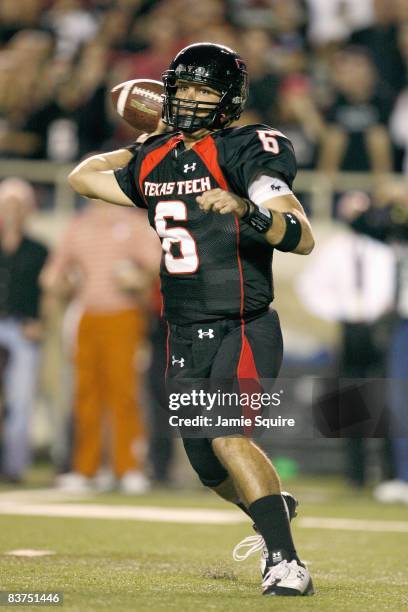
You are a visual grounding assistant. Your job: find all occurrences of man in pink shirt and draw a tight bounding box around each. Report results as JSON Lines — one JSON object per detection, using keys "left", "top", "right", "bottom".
{"left": 41, "top": 199, "right": 161, "bottom": 493}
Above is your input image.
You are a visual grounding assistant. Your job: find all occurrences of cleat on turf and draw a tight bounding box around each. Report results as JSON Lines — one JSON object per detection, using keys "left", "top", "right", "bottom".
{"left": 232, "top": 492, "right": 298, "bottom": 575}
{"left": 262, "top": 559, "right": 314, "bottom": 596}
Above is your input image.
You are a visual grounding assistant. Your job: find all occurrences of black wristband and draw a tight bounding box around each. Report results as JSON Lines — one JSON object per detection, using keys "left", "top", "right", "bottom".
{"left": 241, "top": 199, "right": 273, "bottom": 233}
{"left": 275, "top": 212, "right": 302, "bottom": 252}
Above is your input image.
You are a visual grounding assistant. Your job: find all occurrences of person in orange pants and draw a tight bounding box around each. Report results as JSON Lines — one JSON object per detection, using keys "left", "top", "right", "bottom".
{"left": 73, "top": 309, "right": 146, "bottom": 481}
{"left": 41, "top": 200, "right": 161, "bottom": 493}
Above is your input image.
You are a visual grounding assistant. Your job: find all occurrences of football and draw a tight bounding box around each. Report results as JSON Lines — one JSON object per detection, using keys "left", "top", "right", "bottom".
{"left": 110, "top": 79, "right": 164, "bottom": 133}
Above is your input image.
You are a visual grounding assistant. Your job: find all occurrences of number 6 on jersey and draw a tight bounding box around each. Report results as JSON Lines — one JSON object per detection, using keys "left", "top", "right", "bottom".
{"left": 257, "top": 129, "right": 284, "bottom": 154}
{"left": 154, "top": 201, "right": 199, "bottom": 274}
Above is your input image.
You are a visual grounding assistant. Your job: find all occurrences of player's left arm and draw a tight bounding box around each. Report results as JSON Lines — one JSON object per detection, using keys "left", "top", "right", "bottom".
{"left": 259, "top": 193, "right": 314, "bottom": 254}
{"left": 197, "top": 190, "right": 315, "bottom": 255}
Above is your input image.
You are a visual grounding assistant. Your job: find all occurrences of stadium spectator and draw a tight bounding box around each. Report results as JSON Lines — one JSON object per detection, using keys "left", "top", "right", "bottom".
{"left": 10, "top": 63, "right": 113, "bottom": 161}
{"left": 0, "top": 178, "right": 48, "bottom": 483}
{"left": 146, "top": 282, "right": 175, "bottom": 485}
{"left": 346, "top": 183, "right": 408, "bottom": 503}
{"left": 242, "top": 28, "right": 279, "bottom": 125}
{"left": 267, "top": 0, "right": 307, "bottom": 75}
{"left": 305, "top": 0, "right": 374, "bottom": 48}
{"left": 95, "top": 6, "right": 137, "bottom": 52}
{"left": 0, "top": 0, "right": 47, "bottom": 44}
{"left": 274, "top": 75, "right": 325, "bottom": 170}
{"left": 176, "top": 0, "right": 227, "bottom": 42}
{"left": 297, "top": 191, "right": 396, "bottom": 485}
{"left": 39, "top": 276, "right": 75, "bottom": 475}
{"left": 230, "top": 0, "right": 305, "bottom": 33}
{"left": 116, "top": 9, "right": 183, "bottom": 82}
{"left": 398, "top": 21, "right": 408, "bottom": 83}
{"left": 196, "top": 23, "right": 240, "bottom": 54}
{"left": 350, "top": 0, "right": 406, "bottom": 96}
{"left": 41, "top": 199, "right": 161, "bottom": 494}
{"left": 42, "top": 0, "right": 99, "bottom": 59}
{"left": 390, "top": 88, "right": 408, "bottom": 174}
{"left": 319, "top": 46, "right": 393, "bottom": 174}
{"left": 389, "top": 24, "right": 408, "bottom": 172}
{"left": 0, "top": 31, "right": 57, "bottom": 158}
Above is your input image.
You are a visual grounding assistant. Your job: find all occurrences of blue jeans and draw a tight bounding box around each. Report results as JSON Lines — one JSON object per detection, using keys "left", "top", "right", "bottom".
{"left": 388, "top": 319, "right": 408, "bottom": 481}
{"left": 0, "top": 319, "right": 40, "bottom": 478}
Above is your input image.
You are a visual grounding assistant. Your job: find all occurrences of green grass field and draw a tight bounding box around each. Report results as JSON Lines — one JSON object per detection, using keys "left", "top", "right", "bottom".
{"left": 0, "top": 473, "right": 407, "bottom": 611}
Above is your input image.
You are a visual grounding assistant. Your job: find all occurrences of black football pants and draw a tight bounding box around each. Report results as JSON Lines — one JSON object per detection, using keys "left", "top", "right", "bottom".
{"left": 166, "top": 309, "right": 283, "bottom": 487}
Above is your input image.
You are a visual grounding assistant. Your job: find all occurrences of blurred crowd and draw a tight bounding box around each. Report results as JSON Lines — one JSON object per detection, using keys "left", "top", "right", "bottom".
{"left": 0, "top": 0, "right": 407, "bottom": 171}
{"left": 0, "top": 0, "right": 407, "bottom": 501}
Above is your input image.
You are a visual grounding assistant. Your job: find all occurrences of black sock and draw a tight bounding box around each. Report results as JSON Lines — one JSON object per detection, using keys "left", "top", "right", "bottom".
{"left": 236, "top": 501, "right": 253, "bottom": 520}
{"left": 249, "top": 494, "right": 298, "bottom": 565}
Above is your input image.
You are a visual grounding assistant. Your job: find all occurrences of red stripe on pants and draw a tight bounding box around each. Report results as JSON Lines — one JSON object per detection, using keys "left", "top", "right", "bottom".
{"left": 237, "top": 328, "right": 261, "bottom": 436}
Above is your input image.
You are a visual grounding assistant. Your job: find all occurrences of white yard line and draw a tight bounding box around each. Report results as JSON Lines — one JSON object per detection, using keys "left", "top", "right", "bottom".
{"left": 0, "top": 502, "right": 246, "bottom": 524}
{"left": 298, "top": 517, "right": 408, "bottom": 533}
{"left": 0, "top": 498, "right": 407, "bottom": 533}
{"left": 0, "top": 488, "right": 90, "bottom": 502}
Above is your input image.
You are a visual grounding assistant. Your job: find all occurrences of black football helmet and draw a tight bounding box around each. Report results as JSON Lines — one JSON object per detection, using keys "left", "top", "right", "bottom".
{"left": 162, "top": 42, "right": 248, "bottom": 133}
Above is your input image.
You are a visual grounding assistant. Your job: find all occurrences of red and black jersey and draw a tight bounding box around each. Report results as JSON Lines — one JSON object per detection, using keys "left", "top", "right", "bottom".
{"left": 115, "top": 124, "right": 297, "bottom": 325}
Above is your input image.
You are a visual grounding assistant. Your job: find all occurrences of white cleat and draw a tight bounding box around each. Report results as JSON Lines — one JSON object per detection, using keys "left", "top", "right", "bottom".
{"left": 262, "top": 559, "right": 314, "bottom": 596}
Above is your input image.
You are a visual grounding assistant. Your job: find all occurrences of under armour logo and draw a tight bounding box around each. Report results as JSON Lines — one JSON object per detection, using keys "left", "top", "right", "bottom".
{"left": 183, "top": 163, "right": 197, "bottom": 173}
{"left": 270, "top": 184, "right": 281, "bottom": 191}
{"left": 198, "top": 328, "right": 214, "bottom": 339}
{"left": 271, "top": 551, "right": 283, "bottom": 564}
{"left": 171, "top": 355, "right": 185, "bottom": 367}
{"left": 286, "top": 213, "right": 297, "bottom": 224}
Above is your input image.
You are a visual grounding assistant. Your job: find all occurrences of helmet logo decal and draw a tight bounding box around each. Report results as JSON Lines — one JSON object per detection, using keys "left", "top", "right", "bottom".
{"left": 235, "top": 58, "right": 247, "bottom": 71}
{"left": 175, "top": 64, "right": 207, "bottom": 78}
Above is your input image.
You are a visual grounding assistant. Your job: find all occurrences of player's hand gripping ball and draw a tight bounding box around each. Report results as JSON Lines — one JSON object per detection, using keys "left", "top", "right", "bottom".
{"left": 110, "top": 79, "right": 164, "bottom": 133}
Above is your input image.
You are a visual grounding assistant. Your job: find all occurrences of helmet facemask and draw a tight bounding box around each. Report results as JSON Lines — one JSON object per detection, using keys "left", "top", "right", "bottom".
{"left": 162, "top": 72, "right": 234, "bottom": 133}
{"left": 168, "top": 99, "right": 218, "bottom": 131}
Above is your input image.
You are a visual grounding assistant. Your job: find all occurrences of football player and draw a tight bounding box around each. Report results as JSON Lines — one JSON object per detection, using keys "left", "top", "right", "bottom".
{"left": 68, "top": 43, "right": 315, "bottom": 596}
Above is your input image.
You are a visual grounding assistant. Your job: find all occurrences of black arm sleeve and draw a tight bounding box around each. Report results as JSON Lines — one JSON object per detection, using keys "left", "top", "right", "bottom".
{"left": 220, "top": 124, "right": 297, "bottom": 198}
{"left": 114, "top": 150, "right": 147, "bottom": 209}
